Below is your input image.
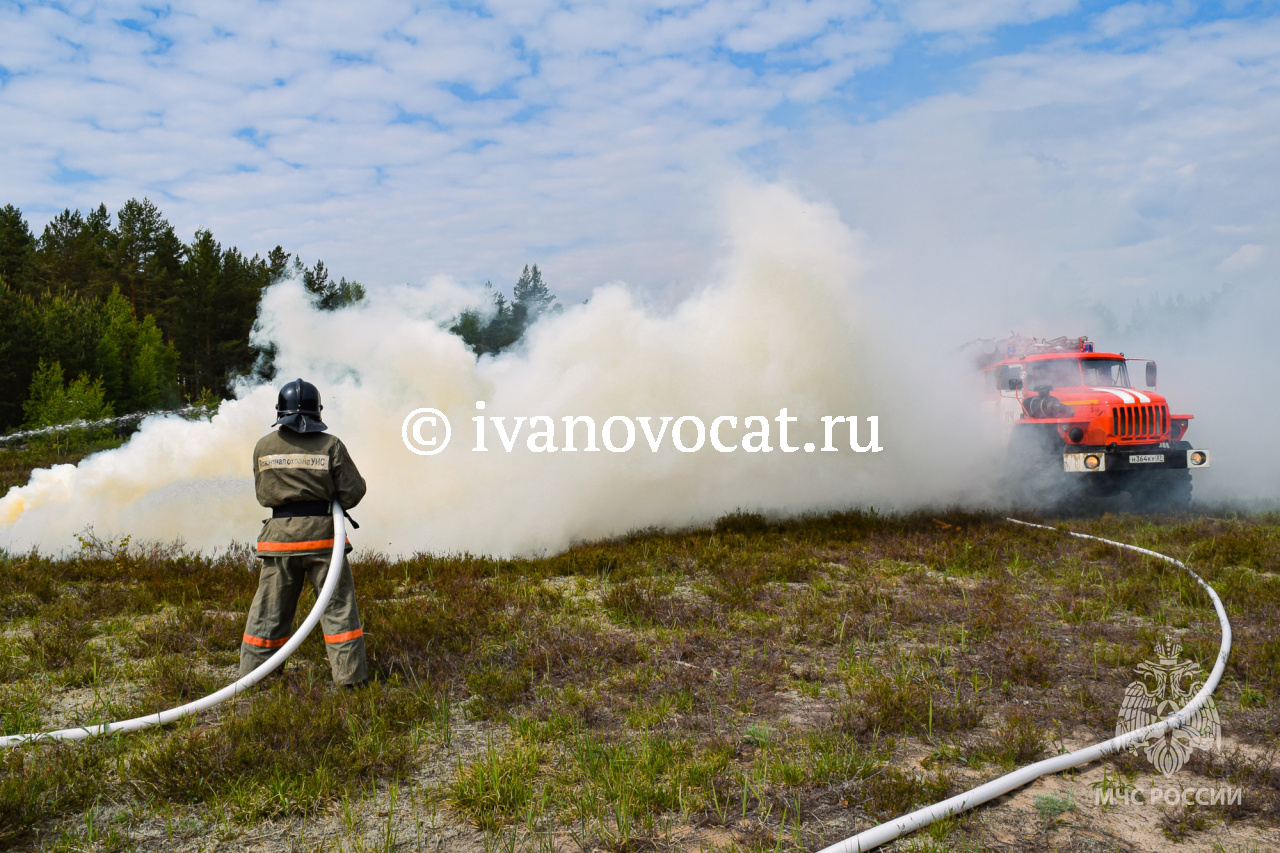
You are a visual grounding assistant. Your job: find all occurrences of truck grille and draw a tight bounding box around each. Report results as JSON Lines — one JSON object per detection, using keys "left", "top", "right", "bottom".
{"left": 1112, "top": 404, "right": 1168, "bottom": 439}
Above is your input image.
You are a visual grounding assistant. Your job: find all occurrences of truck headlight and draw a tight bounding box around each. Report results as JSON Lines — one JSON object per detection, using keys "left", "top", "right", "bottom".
{"left": 1190, "top": 451, "right": 1207, "bottom": 466}
{"left": 1084, "top": 454, "right": 1101, "bottom": 470}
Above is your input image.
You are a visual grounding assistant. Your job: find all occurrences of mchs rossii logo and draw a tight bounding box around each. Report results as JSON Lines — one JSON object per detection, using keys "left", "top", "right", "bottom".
{"left": 1116, "top": 636, "right": 1220, "bottom": 776}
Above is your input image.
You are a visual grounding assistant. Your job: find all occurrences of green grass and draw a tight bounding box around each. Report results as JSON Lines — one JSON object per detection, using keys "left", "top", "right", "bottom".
{"left": 0, "top": 466, "right": 1278, "bottom": 849}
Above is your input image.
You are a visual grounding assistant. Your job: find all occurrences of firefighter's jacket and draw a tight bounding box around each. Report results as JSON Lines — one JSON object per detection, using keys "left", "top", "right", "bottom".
{"left": 253, "top": 429, "right": 366, "bottom": 558}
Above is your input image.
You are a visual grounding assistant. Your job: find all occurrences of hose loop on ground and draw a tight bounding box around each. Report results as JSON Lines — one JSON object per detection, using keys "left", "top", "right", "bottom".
{"left": 0, "top": 500, "right": 346, "bottom": 747}
{"left": 818, "top": 517, "right": 1233, "bottom": 853}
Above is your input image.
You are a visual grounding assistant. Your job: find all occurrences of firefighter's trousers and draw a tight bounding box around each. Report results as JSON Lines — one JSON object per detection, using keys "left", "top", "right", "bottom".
{"left": 240, "top": 553, "right": 368, "bottom": 685}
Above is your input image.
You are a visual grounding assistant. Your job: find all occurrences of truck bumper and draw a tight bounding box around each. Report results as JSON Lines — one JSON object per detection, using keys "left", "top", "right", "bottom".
{"left": 1063, "top": 448, "right": 1210, "bottom": 473}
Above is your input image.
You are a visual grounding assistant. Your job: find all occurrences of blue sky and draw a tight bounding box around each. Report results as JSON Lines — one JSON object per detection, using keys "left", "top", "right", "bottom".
{"left": 1, "top": 0, "right": 1277, "bottom": 311}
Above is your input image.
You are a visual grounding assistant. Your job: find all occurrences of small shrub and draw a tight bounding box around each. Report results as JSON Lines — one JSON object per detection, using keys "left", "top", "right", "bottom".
{"left": 129, "top": 609, "right": 242, "bottom": 659}
{"left": 804, "top": 730, "right": 882, "bottom": 786}
{"left": 450, "top": 739, "right": 543, "bottom": 831}
{"left": 25, "top": 606, "right": 92, "bottom": 672}
{"left": 1160, "top": 805, "right": 1211, "bottom": 841}
{"left": 1033, "top": 791, "right": 1075, "bottom": 819}
{"left": 838, "top": 675, "right": 983, "bottom": 739}
{"left": 714, "top": 511, "right": 771, "bottom": 536}
{"left": 859, "top": 766, "right": 951, "bottom": 821}
{"left": 999, "top": 634, "right": 1060, "bottom": 686}
{"left": 705, "top": 557, "right": 770, "bottom": 607}
{"left": 467, "top": 665, "right": 532, "bottom": 719}
{"left": 602, "top": 577, "right": 683, "bottom": 627}
{"left": 128, "top": 655, "right": 225, "bottom": 715}
{"left": 0, "top": 686, "right": 44, "bottom": 737}
{"left": 997, "top": 710, "right": 1047, "bottom": 766}
{"left": 742, "top": 722, "right": 773, "bottom": 747}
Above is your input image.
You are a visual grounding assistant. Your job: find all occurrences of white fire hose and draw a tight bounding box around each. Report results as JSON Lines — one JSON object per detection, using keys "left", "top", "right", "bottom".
{"left": 0, "top": 501, "right": 346, "bottom": 747}
{"left": 818, "top": 517, "right": 1233, "bottom": 853}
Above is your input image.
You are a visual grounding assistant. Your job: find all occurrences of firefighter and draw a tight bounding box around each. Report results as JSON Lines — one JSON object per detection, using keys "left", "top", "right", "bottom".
{"left": 240, "top": 378, "right": 369, "bottom": 687}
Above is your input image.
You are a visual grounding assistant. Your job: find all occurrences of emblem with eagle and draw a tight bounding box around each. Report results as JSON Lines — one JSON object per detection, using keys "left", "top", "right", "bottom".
{"left": 1116, "top": 637, "right": 1220, "bottom": 776}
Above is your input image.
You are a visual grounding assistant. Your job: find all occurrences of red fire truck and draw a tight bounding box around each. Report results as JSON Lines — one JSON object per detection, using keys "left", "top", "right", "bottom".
{"left": 977, "top": 335, "right": 1209, "bottom": 509}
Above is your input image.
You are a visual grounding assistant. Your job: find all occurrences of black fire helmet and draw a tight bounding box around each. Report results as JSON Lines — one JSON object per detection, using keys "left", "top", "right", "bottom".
{"left": 274, "top": 378, "right": 328, "bottom": 433}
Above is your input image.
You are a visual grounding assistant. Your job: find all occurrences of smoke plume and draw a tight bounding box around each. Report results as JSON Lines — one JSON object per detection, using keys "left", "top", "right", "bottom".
{"left": 1, "top": 184, "right": 1002, "bottom": 555}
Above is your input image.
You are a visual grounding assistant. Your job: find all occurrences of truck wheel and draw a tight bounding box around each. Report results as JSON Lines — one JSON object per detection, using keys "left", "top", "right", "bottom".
{"left": 1004, "top": 424, "right": 1079, "bottom": 510}
{"left": 1130, "top": 469, "right": 1193, "bottom": 512}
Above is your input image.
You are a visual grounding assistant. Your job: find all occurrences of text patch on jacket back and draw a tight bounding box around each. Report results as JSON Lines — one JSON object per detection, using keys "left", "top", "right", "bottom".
{"left": 258, "top": 454, "right": 330, "bottom": 472}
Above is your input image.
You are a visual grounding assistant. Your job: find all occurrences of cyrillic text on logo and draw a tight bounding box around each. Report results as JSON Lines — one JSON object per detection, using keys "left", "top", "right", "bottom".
{"left": 258, "top": 454, "right": 329, "bottom": 472}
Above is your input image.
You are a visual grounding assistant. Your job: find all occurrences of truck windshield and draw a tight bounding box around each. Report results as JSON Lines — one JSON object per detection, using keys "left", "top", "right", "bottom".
{"left": 1025, "top": 359, "right": 1081, "bottom": 389}
{"left": 1081, "top": 358, "right": 1130, "bottom": 387}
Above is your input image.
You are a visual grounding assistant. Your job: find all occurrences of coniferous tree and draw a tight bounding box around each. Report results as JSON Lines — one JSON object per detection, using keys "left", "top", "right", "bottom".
{"left": 217, "top": 246, "right": 274, "bottom": 383}
{"left": 171, "top": 231, "right": 277, "bottom": 396}
{"left": 0, "top": 204, "right": 34, "bottom": 287}
{"left": 115, "top": 197, "right": 183, "bottom": 318}
{"left": 35, "top": 209, "right": 110, "bottom": 295}
{"left": 23, "top": 359, "right": 114, "bottom": 449}
{"left": 128, "top": 315, "right": 179, "bottom": 410}
{"left": 485, "top": 291, "right": 522, "bottom": 353}
{"left": 267, "top": 246, "right": 291, "bottom": 282}
{"left": 0, "top": 281, "right": 40, "bottom": 429}
{"left": 449, "top": 266, "right": 560, "bottom": 357}
{"left": 96, "top": 289, "right": 179, "bottom": 411}
{"left": 298, "top": 258, "right": 367, "bottom": 310}
{"left": 96, "top": 290, "right": 132, "bottom": 407}
{"left": 449, "top": 309, "right": 485, "bottom": 354}
{"left": 512, "top": 264, "right": 557, "bottom": 320}
{"left": 36, "top": 292, "right": 104, "bottom": 383}
{"left": 176, "top": 228, "right": 225, "bottom": 395}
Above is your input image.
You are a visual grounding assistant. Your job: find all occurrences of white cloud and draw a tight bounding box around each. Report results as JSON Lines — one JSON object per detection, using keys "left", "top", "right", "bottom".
{"left": 788, "top": 14, "right": 1280, "bottom": 309}
{"left": 0, "top": 0, "right": 1276, "bottom": 315}
{"left": 898, "top": 0, "right": 1079, "bottom": 34}
{"left": 1218, "top": 243, "right": 1266, "bottom": 272}
{"left": 1091, "top": 0, "right": 1193, "bottom": 39}
{"left": 721, "top": 0, "right": 867, "bottom": 53}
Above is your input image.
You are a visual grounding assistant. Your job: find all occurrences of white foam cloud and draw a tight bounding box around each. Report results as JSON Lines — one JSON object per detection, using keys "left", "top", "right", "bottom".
{"left": 0, "top": 185, "right": 995, "bottom": 555}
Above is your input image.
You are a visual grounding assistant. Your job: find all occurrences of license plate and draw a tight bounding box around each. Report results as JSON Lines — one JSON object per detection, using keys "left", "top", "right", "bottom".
{"left": 1129, "top": 454, "right": 1165, "bottom": 464}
